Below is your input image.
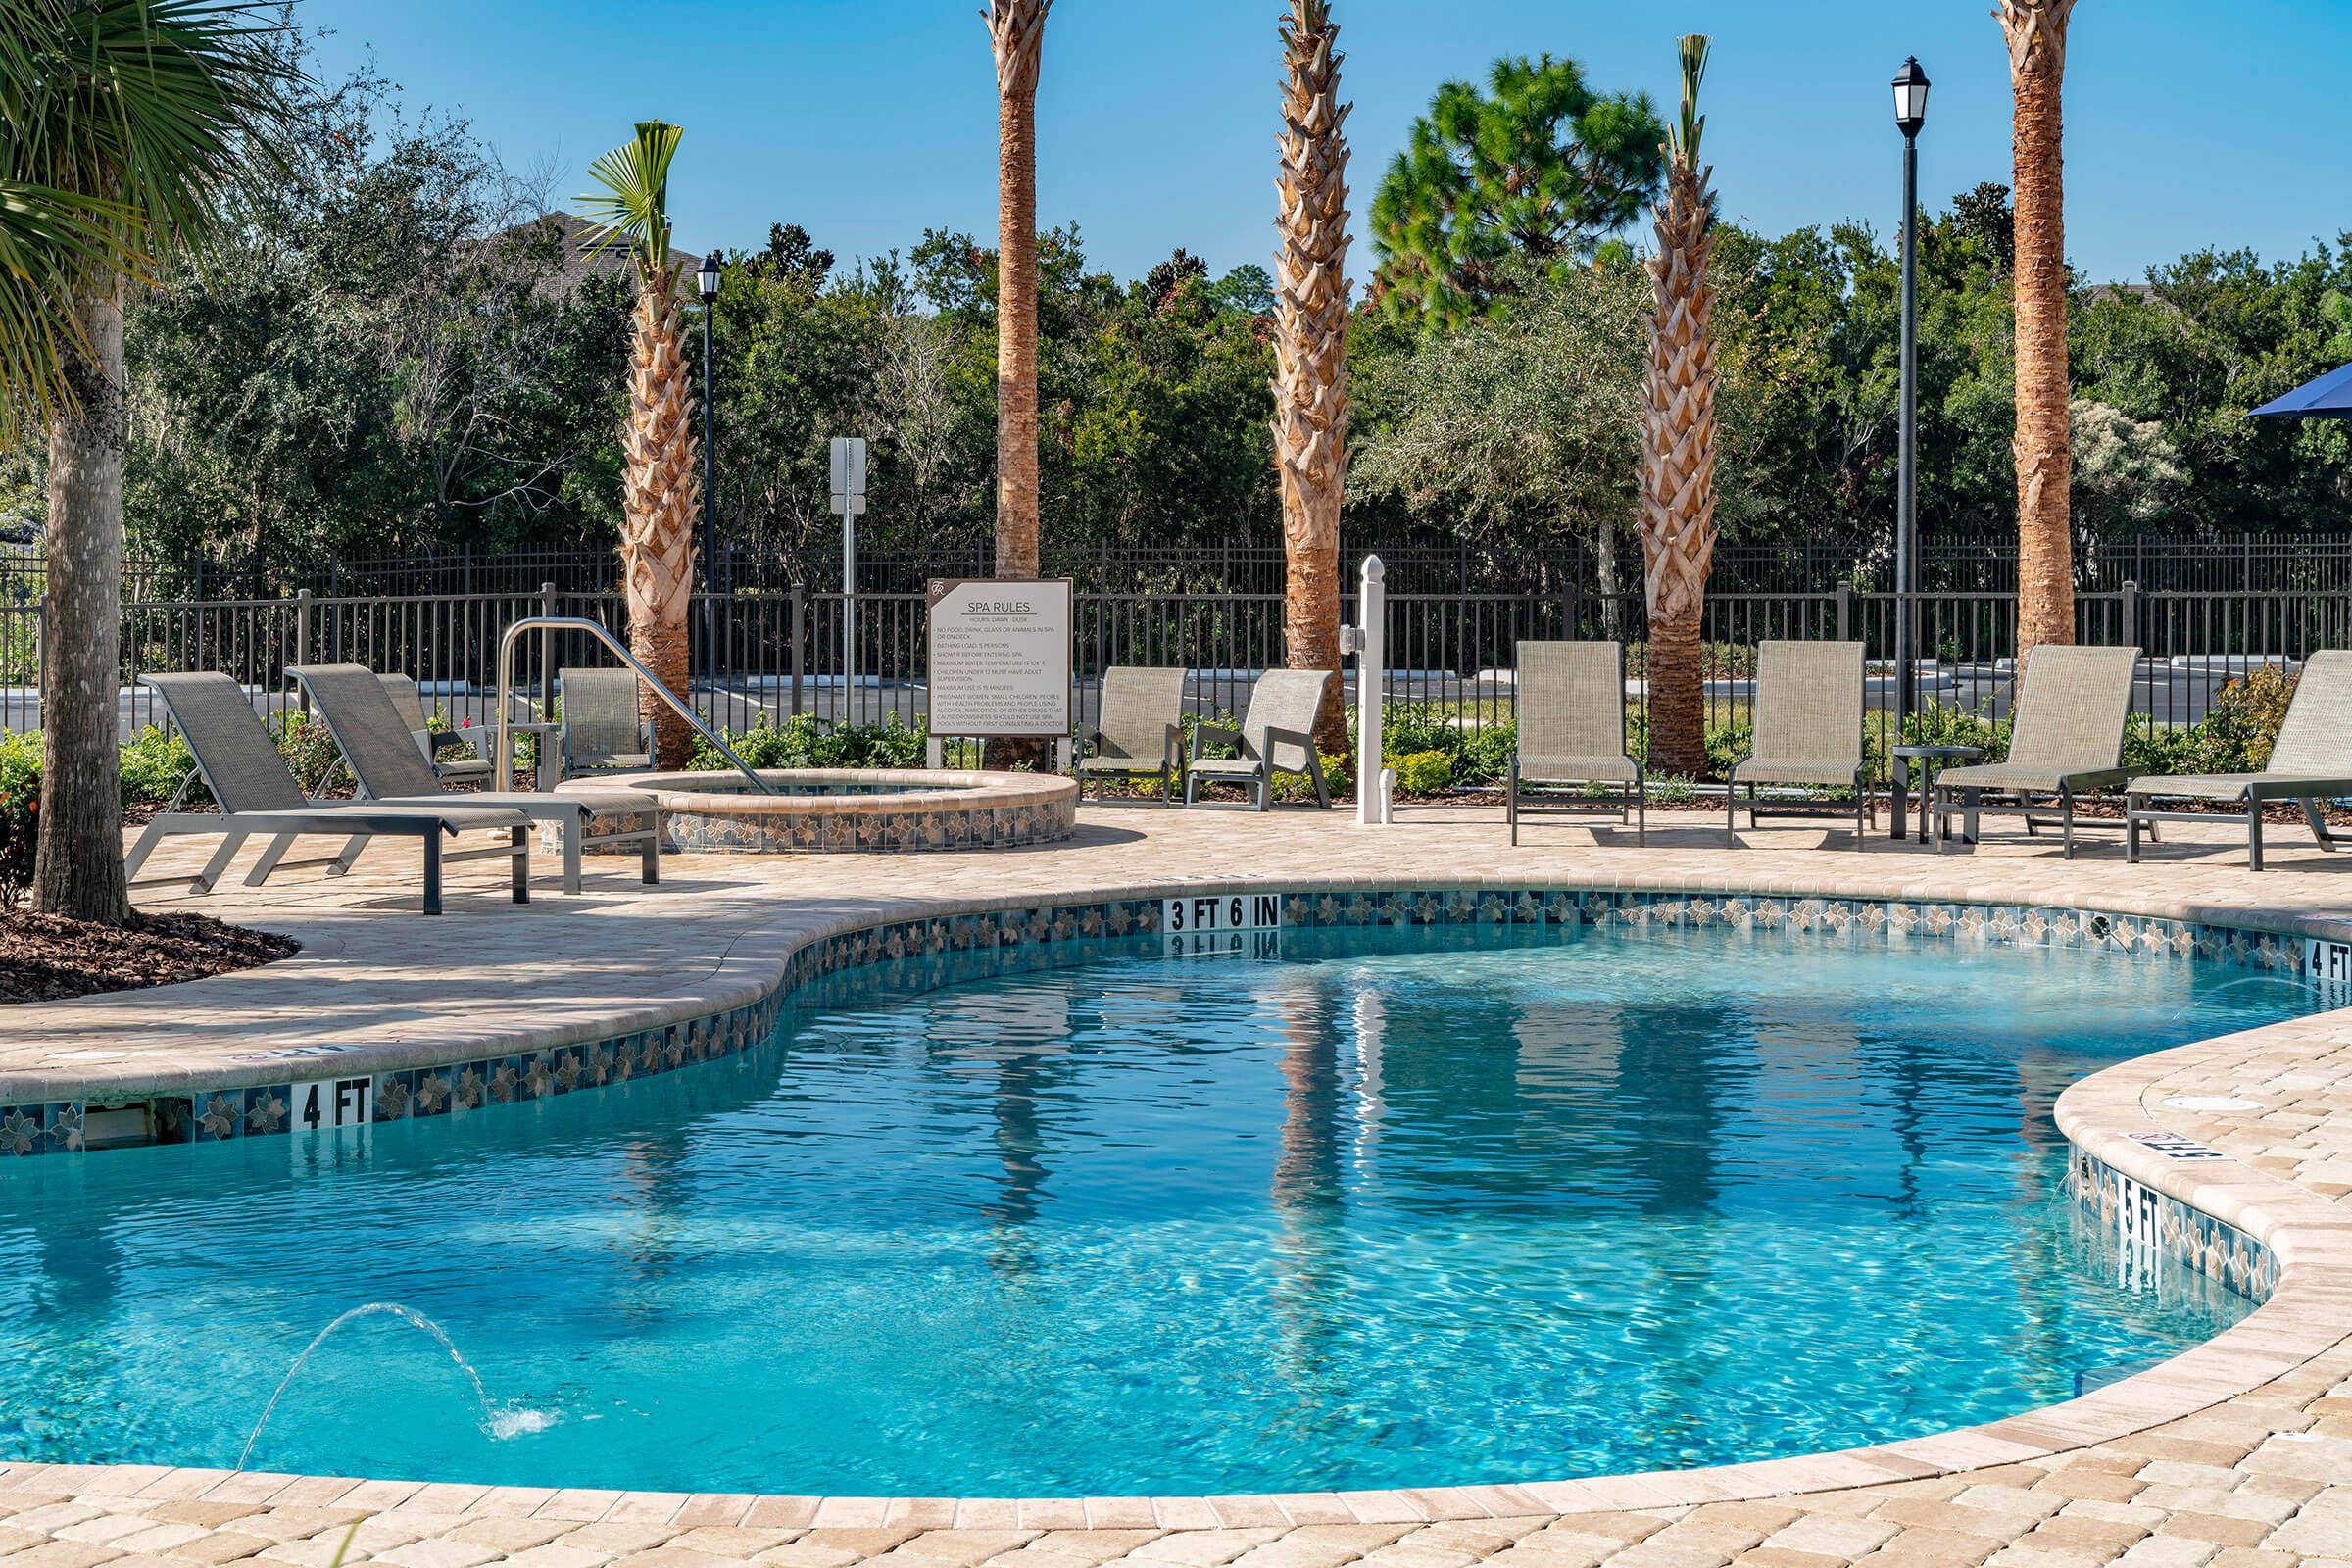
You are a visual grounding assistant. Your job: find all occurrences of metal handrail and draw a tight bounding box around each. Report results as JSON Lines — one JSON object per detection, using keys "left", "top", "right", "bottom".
{"left": 494, "top": 616, "right": 773, "bottom": 794}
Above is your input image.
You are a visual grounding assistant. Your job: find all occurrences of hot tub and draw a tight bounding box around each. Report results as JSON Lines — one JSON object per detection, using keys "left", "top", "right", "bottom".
{"left": 559, "top": 767, "right": 1077, "bottom": 853}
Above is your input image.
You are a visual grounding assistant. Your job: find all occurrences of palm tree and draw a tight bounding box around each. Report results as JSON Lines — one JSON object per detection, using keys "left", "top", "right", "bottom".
{"left": 7, "top": 0, "right": 292, "bottom": 922}
{"left": 0, "top": 181, "right": 130, "bottom": 441}
{"left": 1638, "top": 35, "right": 1718, "bottom": 780}
{"left": 0, "top": 3, "right": 136, "bottom": 437}
{"left": 1273, "top": 0, "right": 1353, "bottom": 754}
{"left": 986, "top": 0, "right": 1052, "bottom": 582}
{"left": 1998, "top": 0, "right": 2077, "bottom": 662}
{"left": 579, "top": 121, "right": 702, "bottom": 768}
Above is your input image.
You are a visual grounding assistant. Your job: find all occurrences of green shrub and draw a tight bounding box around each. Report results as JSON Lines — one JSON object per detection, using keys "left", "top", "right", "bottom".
{"left": 1702, "top": 719, "right": 1751, "bottom": 782}
{"left": 1269, "top": 750, "right": 1353, "bottom": 804}
{"left": 0, "top": 732, "right": 36, "bottom": 908}
{"left": 687, "top": 710, "right": 930, "bottom": 772}
{"left": 2200, "top": 665, "right": 2296, "bottom": 771}
{"left": 1454, "top": 723, "right": 1515, "bottom": 786}
{"left": 1378, "top": 703, "right": 1470, "bottom": 760}
{"left": 1355, "top": 702, "right": 1514, "bottom": 785}
{"left": 269, "top": 710, "right": 343, "bottom": 795}
{"left": 1900, "top": 703, "right": 2009, "bottom": 758}
{"left": 120, "top": 725, "right": 202, "bottom": 806}
{"left": 1393, "top": 750, "right": 1454, "bottom": 795}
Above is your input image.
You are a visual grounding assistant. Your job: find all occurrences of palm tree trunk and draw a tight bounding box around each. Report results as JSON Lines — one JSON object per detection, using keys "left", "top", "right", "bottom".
{"left": 620, "top": 268, "right": 699, "bottom": 767}
{"left": 35, "top": 279, "right": 130, "bottom": 922}
{"left": 990, "top": 0, "right": 1049, "bottom": 582}
{"left": 1273, "top": 0, "right": 1352, "bottom": 755}
{"left": 985, "top": 1, "right": 1052, "bottom": 770}
{"left": 2001, "top": 0, "right": 2076, "bottom": 662}
{"left": 1644, "top": 607, "right": 1704, "bottom": 781}
{"left": 1638, "top": 38, "right": 1719, "bottom": 781}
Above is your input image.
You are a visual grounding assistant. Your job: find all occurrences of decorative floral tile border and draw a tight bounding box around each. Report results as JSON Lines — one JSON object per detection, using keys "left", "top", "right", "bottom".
{"left": 0, "top": 888, "right": 2317, "bottom": 1181}
{"left": 2065, "top": 1146, "right": 2279, "bottom": 1299}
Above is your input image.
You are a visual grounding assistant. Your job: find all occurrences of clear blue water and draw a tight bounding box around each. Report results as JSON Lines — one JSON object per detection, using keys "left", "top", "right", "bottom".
{"left": 0, "top": 923, "right": 2314, "bottom": 1497}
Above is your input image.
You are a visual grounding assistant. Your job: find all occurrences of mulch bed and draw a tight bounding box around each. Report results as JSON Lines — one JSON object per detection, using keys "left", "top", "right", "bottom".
{"left": 0, "top": 908, "right": 299, "bottom": 1004}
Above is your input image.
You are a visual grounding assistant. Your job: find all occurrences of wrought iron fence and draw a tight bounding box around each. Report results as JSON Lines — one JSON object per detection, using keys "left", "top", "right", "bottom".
{"left": 3, "top": 577, "right": 2342, "bottom": 770}
{"left": 9, "top": 528, "right": 2352, "bottom": 608}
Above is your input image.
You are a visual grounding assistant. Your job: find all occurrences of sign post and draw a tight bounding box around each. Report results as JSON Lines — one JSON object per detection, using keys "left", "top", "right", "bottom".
{"left": 829, "top": 436, "right": 867, "bottom": 722}
{"left": 924, "top": 578, "right": 1073, "bottom": 767}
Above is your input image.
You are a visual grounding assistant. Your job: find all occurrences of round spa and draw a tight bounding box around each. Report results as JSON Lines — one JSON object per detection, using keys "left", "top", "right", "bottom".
{"left": 560, "top": 767, "right": 1077, "bottom": 853}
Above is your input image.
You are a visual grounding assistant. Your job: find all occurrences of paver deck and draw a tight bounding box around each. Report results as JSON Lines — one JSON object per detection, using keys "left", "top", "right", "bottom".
{"left": 4, "top": 805, "right": 2350, "bottom": 1566}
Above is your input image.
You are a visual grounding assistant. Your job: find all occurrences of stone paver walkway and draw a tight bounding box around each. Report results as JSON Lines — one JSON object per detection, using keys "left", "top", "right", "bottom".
{"left": 4, "top": 806, "right": 2351, "bottom": 1566}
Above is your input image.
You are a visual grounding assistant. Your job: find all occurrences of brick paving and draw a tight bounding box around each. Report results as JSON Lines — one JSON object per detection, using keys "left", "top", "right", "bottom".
{"left": 4, "top": 804, "right": 2351, "bottom": 1565}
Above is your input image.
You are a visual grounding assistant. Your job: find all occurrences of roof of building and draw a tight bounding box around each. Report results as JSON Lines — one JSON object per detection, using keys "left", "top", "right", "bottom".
{"left": 495, "top": 211, "right": 708, "bottom": 299}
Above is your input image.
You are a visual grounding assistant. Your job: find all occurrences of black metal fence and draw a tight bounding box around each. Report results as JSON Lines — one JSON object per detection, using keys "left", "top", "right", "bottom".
{"left": 3, "top": 576, "right": 2339, "bottom": 765}
{"left": 8, "top": 529, "right": 2352, "bottom": 607}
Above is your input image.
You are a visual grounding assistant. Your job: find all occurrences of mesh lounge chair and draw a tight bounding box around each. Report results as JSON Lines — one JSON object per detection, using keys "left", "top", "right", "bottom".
{"left": 124, "top": 672, "right": 529, "bottom": 915}
{"left": 1931, "top": 645, "right": 2139, "bottom": 858}
{"left": 558, "top": 667, "right": 655, "bottom": 782}
{"left": 1509, "top": 641, "right": 1643, "bottom": 846}
{"left": 380, "top": 673, "right": 491, "bottom": 785}
{"left": 1724, "top": 641, "right": 1872, "bottom": 850}
{"left": 2128, "top": 651, "right": 2352, "bottom": 870}
{"left": 286, "top": 664, "right": 662, "bottom": 895}
{"left": 1076, "top": 665, "right": 1187, "bottom": 804}
{"left": 1184, "top": 669, "right": 1333, "bottom": 810}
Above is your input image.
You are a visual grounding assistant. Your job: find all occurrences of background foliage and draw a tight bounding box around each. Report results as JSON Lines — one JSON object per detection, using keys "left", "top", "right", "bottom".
{"left": 0, "top": 43, "right": 2346, "bottom": 579}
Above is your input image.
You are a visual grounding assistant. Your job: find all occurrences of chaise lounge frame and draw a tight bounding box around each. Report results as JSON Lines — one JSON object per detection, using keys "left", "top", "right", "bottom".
{"left": 125, "top": 672, "right": 529, "bottom": 915}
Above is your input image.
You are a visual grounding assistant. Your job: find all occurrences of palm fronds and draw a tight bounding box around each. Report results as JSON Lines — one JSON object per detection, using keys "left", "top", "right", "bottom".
{"left": 0, "top": 0, "right": 298, "bottom": 434}
{"left": 576, "top": 121, "right": 684, "bottom": 282}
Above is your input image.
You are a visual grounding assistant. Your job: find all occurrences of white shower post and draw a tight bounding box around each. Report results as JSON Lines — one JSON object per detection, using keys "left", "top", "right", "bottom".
{"left": 1350, "top": 554, "right": 1393, "bottom": 826}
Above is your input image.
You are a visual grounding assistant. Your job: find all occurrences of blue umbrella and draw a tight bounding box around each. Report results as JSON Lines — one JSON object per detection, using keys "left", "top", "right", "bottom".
{"left": 2248, "top": 361, "right": 2352, "bottom": 419}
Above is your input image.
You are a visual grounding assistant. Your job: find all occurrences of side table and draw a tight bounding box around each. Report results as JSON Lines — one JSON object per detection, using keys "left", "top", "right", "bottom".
{"left": 1890, "top": 744, "right": 1984, "bottom": 843}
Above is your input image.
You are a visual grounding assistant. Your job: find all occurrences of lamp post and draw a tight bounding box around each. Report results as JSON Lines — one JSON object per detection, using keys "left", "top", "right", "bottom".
{"left": 696, "top": 252, "right": 722, "bottom": 692}
{"left": 1891, "top": 57, "right": 1929, "bottom": 741}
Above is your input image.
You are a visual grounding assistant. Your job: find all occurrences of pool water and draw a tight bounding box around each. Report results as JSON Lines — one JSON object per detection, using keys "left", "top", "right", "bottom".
{"left": 0, "top": 922, "right": 2313, "bottom": 1496}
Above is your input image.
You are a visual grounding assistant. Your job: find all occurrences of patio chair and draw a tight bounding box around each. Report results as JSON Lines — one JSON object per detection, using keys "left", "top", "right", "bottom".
{"left": 1075, "top": 665, "right": 1187, "bottom": 805}
{"left": 286, "top": 663, "right": 662, "bottom": 895}
{"left": 1724, "top": 641, "right": 1871, "bottom": 850}
{"left": 1184, "top": 669, "right": 1333, "bottom": 810}
{"left": 1508, "top": 641, "right": 1643, "bottom": 846}
{"left": 380, "top": 673, "right": 491, "bottom": 785}
{"left": 2127, "top": 651, "right": 2352, "bottom": 871}
{"left": 124, "top": 672, "right": 530, "bottom": 915}
{"left": 1930, "top": 645, "right": 2139, "bottom": 858}
{"left": 557, "top": 666, "right": 655, "bottom": 782}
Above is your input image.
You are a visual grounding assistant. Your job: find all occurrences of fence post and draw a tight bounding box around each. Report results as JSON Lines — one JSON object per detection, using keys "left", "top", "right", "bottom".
{"left": 1835, "top": 582, "right": 1852, "bottom": 643}
{"left": 294, "top": 589, "right": 313, "bottom": 713}
{"left": 789, "top": 585, "right": 806, "bottom": 717}
{"left": 539, "top": 581, "right": 557, "bottom": 722}
{"left": 2119, "top": 579, "right": 2139, "bottom": 649}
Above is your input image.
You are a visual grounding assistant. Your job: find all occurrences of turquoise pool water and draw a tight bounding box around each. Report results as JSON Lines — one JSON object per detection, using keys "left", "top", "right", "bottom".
{"left": 0, "top": 922, "right": 2312, "bottom": 1496}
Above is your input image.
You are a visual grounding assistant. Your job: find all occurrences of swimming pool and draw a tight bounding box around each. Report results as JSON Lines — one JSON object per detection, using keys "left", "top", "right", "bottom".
{"left": 0, "top": 921, "right": 2311, "bottom": 1497}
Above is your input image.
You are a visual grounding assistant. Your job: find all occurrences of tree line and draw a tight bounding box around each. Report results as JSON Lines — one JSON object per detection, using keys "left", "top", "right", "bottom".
{"left": 4, "top": 50, "right": 2344, "bottom": 582}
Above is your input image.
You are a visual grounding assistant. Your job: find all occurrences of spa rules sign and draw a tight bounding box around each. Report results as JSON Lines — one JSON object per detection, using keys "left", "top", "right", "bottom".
{"left": 926, "top": 578, "right": 1074, "bottom": 739}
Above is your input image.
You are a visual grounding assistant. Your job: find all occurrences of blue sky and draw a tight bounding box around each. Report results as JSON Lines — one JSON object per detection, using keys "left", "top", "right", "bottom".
{"left": 305, "top": 0, "right": 2351, "bottom": 287}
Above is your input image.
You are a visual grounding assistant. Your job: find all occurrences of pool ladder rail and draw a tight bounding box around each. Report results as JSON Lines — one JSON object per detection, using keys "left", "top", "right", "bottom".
{"left": 492, "top": 616, "right": 775, "bottom": 796}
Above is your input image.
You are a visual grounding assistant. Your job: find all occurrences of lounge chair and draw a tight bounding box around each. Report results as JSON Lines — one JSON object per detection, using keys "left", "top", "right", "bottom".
{"left": 124, "top": 672, "right": 530, "bottom": 915}
{"left": 380, "top": 673, "right": 492, "bottom": 785}
{"left": 1931, "top": 644, "right": 2140, "bottom": 858}
{"left": 2128, "top": 651, "right": 2352, "bottom": 870}
{"left": 286, "top": 663, "right": 662, "bottom": 895}
{"left": 558, "top": 667, "right": 654, "bottom": 782}
{"left": 1508, "top": 641, "right": 1643, "bottom": 846}
{"left": 1076, "top": 665, "right": 1187, "bottom": 804}
{"left": 1184, "top": 669, "right": 1333, "bottom": 810}
{"left": 1724, "top": 640, "right": 1871, "bottom": 850}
